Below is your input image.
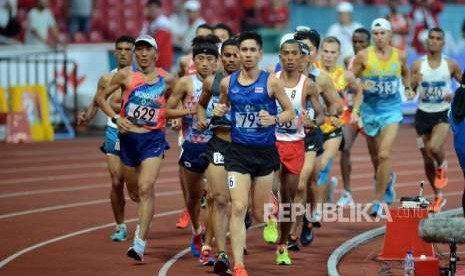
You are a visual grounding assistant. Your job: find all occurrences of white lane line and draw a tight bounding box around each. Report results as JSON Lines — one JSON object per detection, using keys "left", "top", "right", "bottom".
{"left": 0, "top": 177, "right": 179, "bottom": 198}
{"left": 0, "top": 162, "right": 107, "bottom": 174}
{"left": 0, "top": 154, "right": 101, "bottom": 166}
{"left": 0, "top": 209, "right": 183, "bottom": 269}
{"left": 0, "top": 148, "right": 97, "bottom": 158}
{"left": 157, "top": 223, "right": 264, "bottom": 276}
{"left": 0, "top": 190, "right": 182, "bottom": 219}
{"left": 0, "top": 165, "right": 179, "bottom": 186}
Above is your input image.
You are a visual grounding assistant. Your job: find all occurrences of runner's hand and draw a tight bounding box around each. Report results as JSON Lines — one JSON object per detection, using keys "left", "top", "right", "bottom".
{"left": 213, "top": 104, "right": 228, "bottom": 117}
{"left": 350, "top": 112, "right": 360, "bottom": 124}
{"left": 444, "top": 93, "right": 453, "bottom": 102}
{"left": 197, "top": 119, "right": 208, "bottom": 131}
{"left": 258, "top": 110, "right": 275, "bottom": 127}
{"left": 77, "top": 111, "right": 87, "bottom": 125}
{"left": 302, "top": 111, "right": 316, "bottom": 128}
{"left": 405, "top": 87, "right": 416, "bottom": 100}
{"left": 170, "top": 118, "right": 181, "bottom": 130}
{"left": 116, "top": 117, "right": 134, "bottom": 133}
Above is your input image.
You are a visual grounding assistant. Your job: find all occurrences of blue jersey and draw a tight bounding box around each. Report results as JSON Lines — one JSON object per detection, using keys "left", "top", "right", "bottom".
{"left": 229, "top": 70, "right": 277, "bottom": 146}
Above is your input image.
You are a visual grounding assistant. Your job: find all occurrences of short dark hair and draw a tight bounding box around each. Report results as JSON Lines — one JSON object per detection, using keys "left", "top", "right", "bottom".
{"left": 196, "top": 23, "right": 213, "bottom": 32}
{"left": 322, "top": 36, "right": 341, "bottom": 50}
{"left": 115, "top": 35, "right": 135, "bottom": 47}
{"left": 354, "top": 27, "right": 371, "bottom": 41}
{"left": 280, "top": 39, "right": 302, "bottom": 52}
{"left": 192, "top": 34, "right": 220, "bottom": 58}
{"left": 221, "top": 37, "right": 239, "bottom": 53}
{"left": 294, "top": 29, "right": 321, "bottom": 50}
{"left": 146, "top": 0, "right": 162, "bottom": 7}
{"left": 238, "top": 31, "right": 263, "bottom": 49}
{"left": 429, "top": 27, "right": 445, "bottom": 38}
{"left": 214, "top": 23, "right": 233, "bottom": 38}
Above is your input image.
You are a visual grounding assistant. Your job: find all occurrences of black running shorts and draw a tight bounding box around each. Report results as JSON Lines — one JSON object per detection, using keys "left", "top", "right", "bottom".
{"left": 224, "top": 142, "right": 280, "bottom": 177}
{"left": 414, "top": 109, "right": 449, "bottom": 135}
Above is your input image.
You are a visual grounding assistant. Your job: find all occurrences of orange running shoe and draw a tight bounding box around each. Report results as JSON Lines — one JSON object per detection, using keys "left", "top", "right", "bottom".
{"left": 434, "top": 165, "right": 448, "bottom": 189}
{"left": 176, "top": 209, "right": 190, "bottom": 229}
{"left": 428, "top": 194, "right": 447, "bottom": 213}
{"left": 233, "top": 264, "right": 248, "bottom": 276}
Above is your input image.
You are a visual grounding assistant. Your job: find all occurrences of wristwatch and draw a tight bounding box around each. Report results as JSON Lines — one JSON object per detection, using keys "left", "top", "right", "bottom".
{"left": 111, "top": 114, "right": 120, "bottom": 124}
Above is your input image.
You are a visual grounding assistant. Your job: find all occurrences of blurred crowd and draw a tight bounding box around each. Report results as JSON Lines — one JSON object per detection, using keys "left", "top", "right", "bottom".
{"left": 1, "top": 0, "right": 465, "bottom": 71}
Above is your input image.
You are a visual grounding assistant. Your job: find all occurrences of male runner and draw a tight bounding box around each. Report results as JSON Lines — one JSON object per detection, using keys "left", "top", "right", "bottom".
{"left": 351, "top": 18, "right": 414, "bottom": 216}
{"left": 214, "top": 31, "right": 295, "bottom": 276}
{"left": 274, "top": 39, "right": 321, "bottom": 264}
{"left": 166, "top": 35, "right": 220, "bottom": 257}
{"left": 78, "top": 35, "right": 134, "bottom": 242}
{"left": 337, "top": 28, "right": 371, "bottom": 207}
{"left": 97, "top": 34, "right": 175, "bottom": 261}
{"left": 411, "top": 27, "right": 462, "bottom": 212}
{"left": 196, "top": 37, "right": 241, "bottom": 273}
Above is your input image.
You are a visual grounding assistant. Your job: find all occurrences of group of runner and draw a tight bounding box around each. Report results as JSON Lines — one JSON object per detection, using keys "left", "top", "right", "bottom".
{"left": 78, "top": 16, "right": 463, "bottom": 276}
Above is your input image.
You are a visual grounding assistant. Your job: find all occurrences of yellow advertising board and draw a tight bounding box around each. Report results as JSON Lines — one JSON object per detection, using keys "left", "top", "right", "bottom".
{"left": 10, "top": 85, "right": 54, "bottom": 141}
{"left": 0, "top": 86, "right": 7, "bottom": 112}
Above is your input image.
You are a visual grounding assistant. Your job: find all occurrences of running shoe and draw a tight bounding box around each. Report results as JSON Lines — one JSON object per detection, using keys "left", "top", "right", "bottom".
{"left": 300, "top": 215, "right": 314, "bottom": 246}
{"left": 191, "top": 227, "right": 204, "bottom": 257}
{"left": 110, "top": 224, "right": 128, "bottom": 242}
{"left": 127, "top": 237, "right": 145, "bottom": 262}
{"left": 287, "top": 236, "right": 300, "bottom": 251}
{"left": 434, "top": 164, "right": 448, "bottom": 189}
{"left": 326, "top": 176, "right": 338, "bottom": 203}
{"left": 232, "top": 264, "right": 248, "bottom": 276}
{"left": 370, "top": 201, "right": 383, "bottom": 217}
{"left": 263, "top": 219, "right": 279, "bottom": 244}
{"left": 176, "top": 209, "right": 190, "bottom": 229}
{"left": 199, "top": 245, "right": 215, "bottom": 266}
{"left": 336, "top": 190, "right": 354, "bottom": 208}
{"left": 384, "top": 172, "right": 397, "bottom": 205}
{"left": 428, "top": 194, "right": 447, "bottom": 213}
{"left": 213, "top": 251, "right": 231, "bottom": 275}
{"left": 276, "top": 246, "right": 292, "bottom": 265}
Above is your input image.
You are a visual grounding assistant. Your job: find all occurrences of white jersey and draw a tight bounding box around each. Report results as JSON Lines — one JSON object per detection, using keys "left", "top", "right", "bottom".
{"left": 106, "top": 68, "right": 119, "bottom": 128}
{"left": 417, "top": 55, "right": 452, "bottom": 113}
{"left": 275, "top": 71, "right": 306, "bottom": 141}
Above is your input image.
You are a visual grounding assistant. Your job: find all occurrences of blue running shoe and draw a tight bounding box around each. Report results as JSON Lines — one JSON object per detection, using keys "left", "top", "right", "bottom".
{"left": 370, "top": 201, "right": 383, "bottom": 217}
{"left": 127, "top": 238, "right": 145, "bottom": 262}
{"left": 384, "top": 173, "right": 397, "bottom": 205}
{"left": 111, "top": 225, "right": 128, "bottom": 242}
{"left": 191, "top": 231, "right": 203, "bottom": 257}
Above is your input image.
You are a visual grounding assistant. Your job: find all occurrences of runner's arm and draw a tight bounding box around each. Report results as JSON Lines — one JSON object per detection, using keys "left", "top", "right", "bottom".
{"left": 400, "top": 51, "right": 414, "bottom": 100}
{"left": 196, "top": 76, "right": 214, "bottom": 130}
{"left": 96, "top": 68, "right": 128, "bottom": 118}
{"left": 166, "top": 77, "right": 194, "bottom": 119}
{"left": 346, "top": 71, "right": 362, "bottom": 112}
{"left": 269, "top": 76, "right": 295, "bottom": 124}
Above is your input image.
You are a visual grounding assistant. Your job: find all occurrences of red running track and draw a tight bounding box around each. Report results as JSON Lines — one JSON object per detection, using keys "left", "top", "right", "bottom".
{"left": 0, "top": 126, "right": 463, "bottom": 276}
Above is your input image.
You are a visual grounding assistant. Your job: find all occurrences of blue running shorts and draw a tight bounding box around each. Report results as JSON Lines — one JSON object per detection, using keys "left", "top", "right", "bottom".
{"left": 100, "top": 125, "right": 120, "bottom": 155}
{"left": 119, "top": 130, "right": 169, "bottom": 167}
{"left": 179, "top": 140, "right": 209, "bottom": 173}
{"left": 361, "top": 110, "right": 402, "bottom": 137}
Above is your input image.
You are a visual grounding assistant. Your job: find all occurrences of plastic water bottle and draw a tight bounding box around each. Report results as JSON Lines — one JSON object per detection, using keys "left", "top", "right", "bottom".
{"left": 404, "top": 250, "right": 415, "bottom": 276}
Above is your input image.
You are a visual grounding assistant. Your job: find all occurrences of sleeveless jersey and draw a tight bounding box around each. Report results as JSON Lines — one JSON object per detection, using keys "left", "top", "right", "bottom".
{"left": 209, "top": 72, "right": 231, "bottom": 130}
{"left": 182, "top": 74, "right": 212, "bottom": 143}
{"left": 275, "top": 71, "right": 305, "bottom": 141}
{"left": 229, "top": 70, "right": 277, "bottom": 146}
{"left": 417, "top": 55, "right": 452, "bottom": 113}
{"left": 107, "top": 68, "right": 119, "bottom": 128}
{"left": 120, "top": 67, "right": 167, "bottom": 130}
{"left": 361, "top": 46, "right": 402, "bottom": 113}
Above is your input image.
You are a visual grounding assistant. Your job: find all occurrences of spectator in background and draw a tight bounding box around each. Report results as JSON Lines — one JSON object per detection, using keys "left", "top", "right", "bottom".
{"left": 169, "top": 2, "right": 188, "bottom": 53}
{"left": 386, "top": 0, "right": 409, "bottom": 51}
{"left": 181, "top": 0, "right": 205, "bottom": 53}
{"left": 409, "top": 0, "right": 443, "bottom": 54}
{"left": 260, "top": 0, "right": 289, "bottom": 30}
{"left": 142, "top": 0, "right": 173, "bottom": 71}
{"left": 66, "top": 0, "right": 94, "bottom": 37}
{"left": 25, "top": 0, "right": 62, "bottom": 47}
{"left": 213, "top": 23, "right": 233, "bottom": 42}
{"left": 240, "top": 0, "right": 260, "bottom": 31}
{"left": 0, "top": 0, "right": 20, "bottom": 39}
{"left": 326, "top": 1, "right": 362, "bottom": 62}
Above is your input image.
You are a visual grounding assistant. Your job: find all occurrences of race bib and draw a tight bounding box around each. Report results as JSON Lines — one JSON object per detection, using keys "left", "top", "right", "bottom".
{"left": 235, "top": 112, "right": 261, "bottom": 128}
{"left": 421, "top": 81, "right": 446, "bottom": 103}
{"left": 365, "top": 77, "right": 398, "bottom": 97}
{"left": 213, "top": 152, "right": 224, "bottom": 165}
{"left": 126, "top": 103, "right": 159, "bottom": 125}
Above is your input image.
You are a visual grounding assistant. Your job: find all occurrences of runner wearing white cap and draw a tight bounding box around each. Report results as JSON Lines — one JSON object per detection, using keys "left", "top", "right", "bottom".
{"left": 351, "top": 18, "right": 414, "bottom": 217}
